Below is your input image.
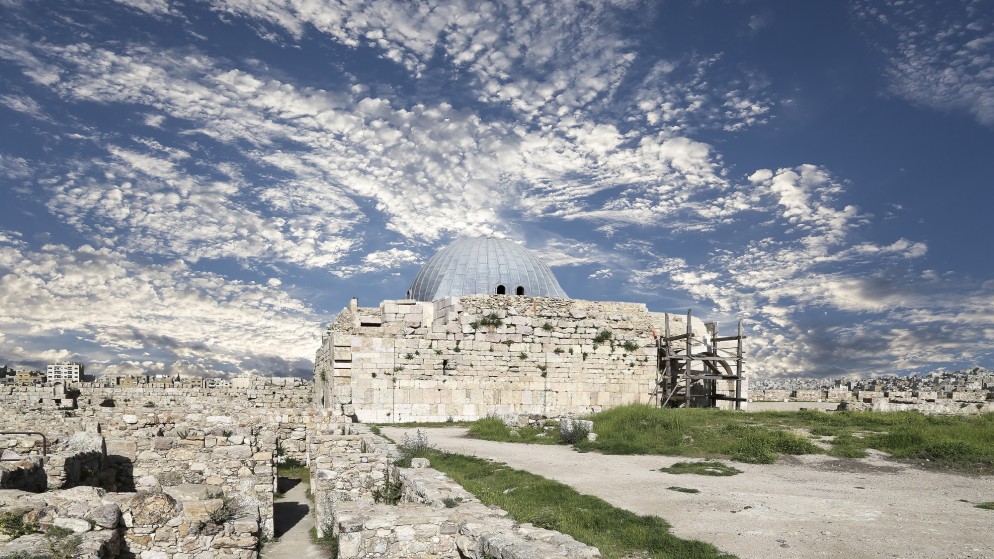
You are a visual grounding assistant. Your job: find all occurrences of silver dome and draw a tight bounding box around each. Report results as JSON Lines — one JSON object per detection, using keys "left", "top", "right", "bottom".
{"left": 408, "top": 237, "right": 568, "bottom": 301}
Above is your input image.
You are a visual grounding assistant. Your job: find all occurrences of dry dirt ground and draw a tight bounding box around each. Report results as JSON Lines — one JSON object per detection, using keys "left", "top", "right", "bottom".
{"left": 382, "top": 426, "right": 994, "bottom": 559}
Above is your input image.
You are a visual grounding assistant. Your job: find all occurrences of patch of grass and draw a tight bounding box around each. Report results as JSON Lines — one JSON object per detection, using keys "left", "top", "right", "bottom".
{"left": 660, "top": 461, "right": 742, "bottom": 476}
{"left": 277, "top": 458, "right": 311, "bottom": 484}
{"left": 567, "top": 405, "right": 994, "bottom": 472}
{"left": 46, "top": 526, "right": 82, "bottom": 559}
{"left": 826, "top": 432, "right": 868, "bottom": 458}
{"left": 667, "top": 486, "right": 700, "bottom": 494}
{"left": 0, "top": 512, "right": 39, "bottom": 538}
{"left": 467, "top": 417, "right": 559, "bottom": 445}
{"left": 424, "top": 451, "right": 733, "bottom": 559}
{"left": 310, "top": 522, "right": 339, "bottom": 558}
{"left": 975, "top": 502, "right": 994, "bottom": 510}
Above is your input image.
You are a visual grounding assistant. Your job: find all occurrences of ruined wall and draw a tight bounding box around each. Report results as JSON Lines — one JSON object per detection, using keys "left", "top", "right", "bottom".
{"left": 305, "top": 418, "right": 602, "bottom": 559}
{"left": 314, "top": 296, "right": 719, "bottom": 422}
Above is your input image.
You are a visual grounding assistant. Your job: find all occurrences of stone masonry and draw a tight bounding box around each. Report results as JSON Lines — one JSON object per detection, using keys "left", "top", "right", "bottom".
{"left": 313, "top": 295, "right": 739, "bottom": 422}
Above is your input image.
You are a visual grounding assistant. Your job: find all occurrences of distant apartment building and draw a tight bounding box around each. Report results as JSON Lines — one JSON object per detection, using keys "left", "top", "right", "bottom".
{"left": 14, "top": 370, "right": 44, "bottom": 385}
{"left": 46, "top": 362, "right": 84, "bottom": 384}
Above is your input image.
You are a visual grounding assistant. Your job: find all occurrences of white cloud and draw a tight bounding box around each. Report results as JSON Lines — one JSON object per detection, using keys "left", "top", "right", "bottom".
{"left": 854, "top": 0, "right": 994, "bottom": 127}
{"left": 0, "top": 236, "right": 319, "bottom": 374}
{"left": 331, "top": 248, "right": 421, "bottom": 278}
{"left": 0, "top": 153, "right": 31, "bottom": 179}
{"left": 112, "top": 0, "right": 176, "bottom": 16}
{"left": 624, "top": 164, "right": 960, "bottom": 377}
{"left": 0, "top": 94, "right": 50, "bottom": 122}
{"left": 633, "top": 54, "right": 775, "bottom": 132}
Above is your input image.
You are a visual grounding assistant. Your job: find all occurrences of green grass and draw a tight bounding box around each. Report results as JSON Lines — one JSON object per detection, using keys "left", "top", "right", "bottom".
{"left": 660, "top": 461, "right": 742, "bottom": 476}
{"left": 466, "top": 405, "right": 994, "bottom": 473}
{"left": 570, "top": 406, "right": 821, "bottom": 464}
{"left": 310, "top": 523, "right": 339, "bottom": 558}
{"left": 467, "top": 416, "right": 561, "bottom": 444}
{"left": 277, "top": 461, "right": 310, "bottom": 484}
{"left": 666, "top": 486, "right": 700, "bottom": 494}
{"left": 420, "top": 450, "right": 733, "bottom": 559}
{"left": 975, "top": 502, "right": 994, "bottom": 510}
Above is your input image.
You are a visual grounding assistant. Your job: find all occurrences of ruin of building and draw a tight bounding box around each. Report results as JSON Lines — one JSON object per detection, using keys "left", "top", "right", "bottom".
{"left": 313, "top": 236, "right": 747, "bottom": 423}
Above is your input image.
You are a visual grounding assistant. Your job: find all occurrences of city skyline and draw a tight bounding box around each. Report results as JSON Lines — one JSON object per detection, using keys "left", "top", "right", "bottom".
{"left": 1, "top": 1, "right": 992, "bottom": 379}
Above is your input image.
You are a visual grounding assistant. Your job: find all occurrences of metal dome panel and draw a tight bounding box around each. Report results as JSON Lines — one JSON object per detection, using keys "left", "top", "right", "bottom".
{"left": 409, "top": 237, "right": 568, "bottom": 301}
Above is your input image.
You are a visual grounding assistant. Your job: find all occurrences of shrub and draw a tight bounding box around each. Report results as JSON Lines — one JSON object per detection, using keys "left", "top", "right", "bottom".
{"left": 393, "top": 429, "right": 436, "bottom": 467}
{"left": 0, "top": 512, "right": 39, "bottom": 538}
{"left": 207, "top": 492, "right": 239, "bottom": 524}
{"left": 479, "top": 312, "right": 503, "bottom": 329}
{"left": 542, "top": 322, "right": 554, "bottom": 331}
{"left": 593, "top": 330, "right": 613, "bottom": 344}
{"left": 559, "top": 420, "right": 590, "bottom": 445}
{"left": 372, "top": 470, "right": 403, "bottom": 505}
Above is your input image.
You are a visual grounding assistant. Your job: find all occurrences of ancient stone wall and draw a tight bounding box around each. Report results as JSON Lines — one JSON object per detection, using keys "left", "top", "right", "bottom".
{"left": 314, "top": 295, "right": 721, "bottom": 422}
{"left": 305, "top": 419, "right": 602, "bottom": 559}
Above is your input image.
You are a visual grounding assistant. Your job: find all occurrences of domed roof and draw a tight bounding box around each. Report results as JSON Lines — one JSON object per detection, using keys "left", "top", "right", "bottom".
{"left": 408, "top": 237, "right": 568, "bottom": 302}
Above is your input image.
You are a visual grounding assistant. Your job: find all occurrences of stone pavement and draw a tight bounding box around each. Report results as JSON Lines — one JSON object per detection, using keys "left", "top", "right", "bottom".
{"left": 262, "top": 477, "right": 325, "bottom": 558}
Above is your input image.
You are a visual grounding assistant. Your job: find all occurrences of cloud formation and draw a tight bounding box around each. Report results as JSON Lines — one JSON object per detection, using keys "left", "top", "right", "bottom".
{"left": 0, "top": 0, "right": 988, "bottom": 379}
{"left": 0, "top": 235, "right": 318, "bottom": 375}
{"left": 855, "top": 0, "right": 994, "bottom": 127}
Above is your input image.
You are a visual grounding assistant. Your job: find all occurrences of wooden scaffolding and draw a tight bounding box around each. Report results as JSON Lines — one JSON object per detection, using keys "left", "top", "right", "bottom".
{"left": 656, "top": 310, "right": 746, "bottom": 409}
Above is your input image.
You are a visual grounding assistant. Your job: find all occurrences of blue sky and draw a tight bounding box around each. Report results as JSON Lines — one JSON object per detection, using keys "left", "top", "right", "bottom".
{"left": 1, "top": 0, "right": 992, "bottom": 380}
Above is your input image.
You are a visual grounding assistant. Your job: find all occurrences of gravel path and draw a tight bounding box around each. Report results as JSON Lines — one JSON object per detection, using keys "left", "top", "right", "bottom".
{"left": 382, "top": 426, "right": 994, "bottom": 559}
{"left": 262, "top": 477, "right": 325, "bottom": 558}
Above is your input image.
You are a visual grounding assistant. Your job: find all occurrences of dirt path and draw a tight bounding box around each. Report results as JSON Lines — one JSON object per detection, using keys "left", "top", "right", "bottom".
{"left": 262, "top": 477, "right": 325, "bottom": 558}
{"left": 382, "top": 426, "right": 994, "bottom": 559}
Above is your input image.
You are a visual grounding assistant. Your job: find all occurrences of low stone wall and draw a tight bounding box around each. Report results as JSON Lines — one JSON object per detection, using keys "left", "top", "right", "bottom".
{"left": 871, "top": 399, "right": 991, "bottom": 415}
{"left": 0, "top": 485, "right": 261, "bottom": 558}
{"left": 103, "top": 413, "right": 275, "bottom": 539}
{"left": 0, "top": 459, "right": 46, "bottom": 493}
{"left": 112, "top": 486, "right": 259, "bottom": 558}
{"left": 45, "top": 431, "right": 113, "bottom": 491}
{"left": 306, "top": 419, "right": 602, "bottom": 559}
{"left": 0, "top": 486, "right": 123, "bottom": 558}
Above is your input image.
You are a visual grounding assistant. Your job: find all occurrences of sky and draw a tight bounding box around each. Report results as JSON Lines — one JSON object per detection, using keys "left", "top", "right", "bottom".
{"left": 0, "top": 0, "right": 992, "bottom": 380}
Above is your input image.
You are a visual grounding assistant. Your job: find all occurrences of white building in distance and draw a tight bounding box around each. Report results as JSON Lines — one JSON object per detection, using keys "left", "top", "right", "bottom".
{"left": 46, "top": 361, "right": 84, "bottom": 384}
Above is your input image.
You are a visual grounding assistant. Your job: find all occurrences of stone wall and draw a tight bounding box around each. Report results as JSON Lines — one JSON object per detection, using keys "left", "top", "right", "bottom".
{"left": 314, "top": 295, "right": 731, "bottom": 422}
{"left": 305, "top": 417, "right": 601, "bottom": 559}
{"left": 0, "top": 404, "right": 280, "bottom": 540}
{"left": 0, "top": 486, "right": 123, "bottom": 558}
